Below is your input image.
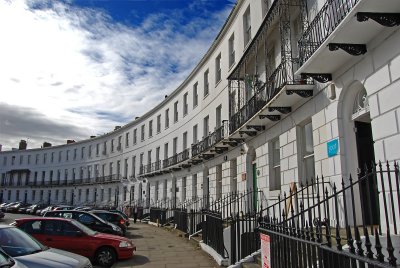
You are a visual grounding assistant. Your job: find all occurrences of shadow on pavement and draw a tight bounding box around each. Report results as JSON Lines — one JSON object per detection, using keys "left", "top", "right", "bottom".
{"left": 127, "top": 234, "right": 144, "bottom": 239}
{"left": 113, "top": 254, "right": 150, "bottom": 267}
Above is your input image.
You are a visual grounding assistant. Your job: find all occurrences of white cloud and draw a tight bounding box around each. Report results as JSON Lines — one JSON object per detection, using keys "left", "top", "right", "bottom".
{"left": 0, "top": 0, "right": 231, "bottom": 150}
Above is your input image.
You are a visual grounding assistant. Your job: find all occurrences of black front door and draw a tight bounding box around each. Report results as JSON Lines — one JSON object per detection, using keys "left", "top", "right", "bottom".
{"left": 354, "top": 121, "right": 379, "bottom": 225}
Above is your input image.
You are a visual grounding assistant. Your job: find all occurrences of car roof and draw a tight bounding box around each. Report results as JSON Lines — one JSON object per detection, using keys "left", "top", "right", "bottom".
{"left": 17, "top": 217, "right": 72, "bottom": 222}
{"left": 0, "top": 224, "right": 13, "bottom": 229}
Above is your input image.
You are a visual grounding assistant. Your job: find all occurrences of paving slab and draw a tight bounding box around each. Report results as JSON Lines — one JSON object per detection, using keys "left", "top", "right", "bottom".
{"left": 113, "top": 223, "right": 221, "bottom": 268}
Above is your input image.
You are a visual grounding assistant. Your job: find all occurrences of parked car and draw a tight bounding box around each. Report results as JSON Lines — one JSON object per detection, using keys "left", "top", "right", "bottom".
{"left": 0, "top": 248, "right": 26, "bottom": 268}
{"left": 53, "top": 205, "right": 75, "bottom": 211}
{"left": 44, "top": 210, "right": 123, "bottom": 236}
{"left": 109, "top": 210, "right": 130, "bottom": 226}
{"left": 0, "top": 224, "right": 92, "bottom": 268}
{"left": 26, "top": 204, "right": 47, "bottom": 215}
{"left": 91, "top": 210, "right": 127, "bottom": 236}
{"left": 16, "top": 204, "right": 32, "bottom": 214}
{"left": 14, "top": 217, "right": 135, "bottom": 267}
{"left": 0, "top": 203, "right": 10, "bottom": 211}
{"left": 6, "top": 203, "right": 30, "bottom": 213}
{"left": 0, "top": 210, "right": 5, "bottom": 219}
{"left": 1, "top": 202, "right": 18, "bottom": 212}
{"left": 37, "top": 205, "right": 57, "bottom": 216}
{"left": 75, "top": 207, "right": 93, "bottom": 212}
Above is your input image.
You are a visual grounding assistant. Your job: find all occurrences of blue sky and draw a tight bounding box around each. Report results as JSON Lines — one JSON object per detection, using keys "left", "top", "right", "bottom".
{"left": 0, "top": 0, "right": 234, "bottom": 150}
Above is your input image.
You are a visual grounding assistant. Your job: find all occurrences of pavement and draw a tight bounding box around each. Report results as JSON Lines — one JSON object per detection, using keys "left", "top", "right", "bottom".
{"left": 114, "top": 222, "right": 221, "bottom": 268}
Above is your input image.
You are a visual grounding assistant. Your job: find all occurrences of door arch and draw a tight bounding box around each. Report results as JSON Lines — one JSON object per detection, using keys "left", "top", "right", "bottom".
{"left": 338, "top": 81, "right": 379, "bottom": 225}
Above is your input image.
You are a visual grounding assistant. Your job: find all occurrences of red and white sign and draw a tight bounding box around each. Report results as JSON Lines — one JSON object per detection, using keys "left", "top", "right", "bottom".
{"left": 260, "top": 233, "right": 271, "bottom": 268}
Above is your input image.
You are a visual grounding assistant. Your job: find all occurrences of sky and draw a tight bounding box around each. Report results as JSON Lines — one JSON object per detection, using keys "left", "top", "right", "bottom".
{"left": 0, "top": 0, "right": 235, "bottom": 151}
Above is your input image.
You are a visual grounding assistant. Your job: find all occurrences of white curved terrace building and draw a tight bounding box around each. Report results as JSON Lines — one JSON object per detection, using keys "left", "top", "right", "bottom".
{"left": 1, "top": 0, "right": 400, "bottom": 227}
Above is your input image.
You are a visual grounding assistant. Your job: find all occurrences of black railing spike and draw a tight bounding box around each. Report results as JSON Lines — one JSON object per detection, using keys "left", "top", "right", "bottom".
{"left": 386, "top": 161, "right": 398, "bottom": 235}
{"left": 324, "top": 186, "right": 332, "bottom": 247}
{"left": 342, "top": 178, "right": 354, "bottom": 253}
{"left": 364, "top": 225, "right": 373, "bottom": 259}
{"left": 333, "top": 183, "right": 342, "bottom": 250}
{"left": 374, "top": 227, "right": 385, "bottom": 262}
{"left": 394, "top": 161, "right": 400, "bottom": 239}
{"left": 378, "top": 161, "right": 392, "bottom": 240}
{"left": 386, "top": 231, "right": 397, "bottom": 265}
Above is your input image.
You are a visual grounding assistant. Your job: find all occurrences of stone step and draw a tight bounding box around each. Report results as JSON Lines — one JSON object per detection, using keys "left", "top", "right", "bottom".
{"left": 242, "top": 262, "right": 261, "bottom": 268}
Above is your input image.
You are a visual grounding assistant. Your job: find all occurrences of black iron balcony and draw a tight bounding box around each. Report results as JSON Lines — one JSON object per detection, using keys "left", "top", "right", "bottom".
{"left": 229, "top": 60, "right": 313, "bottom": 134}
{"left": 192, "top": 121, "right": 229, "bottom": 158}
{"left": 73, "top": 179, "right": 83, "bottom": 185}
{"left": 163, "top": 149, "right": 190, "bottom": 169}
{"left": 140, "top": 160, "right": 163, "bottom": 176}
{"left": 83, "top": 178, "right": 92, "bottom": 185}
{"left": 95, "top": 176, "right": 105, "bottom": 183}
{"left": 299, "top": 0, "right": 359, "bottom": 68}
{"left": 139, "top": 165, "right": 145, "bottom": 175}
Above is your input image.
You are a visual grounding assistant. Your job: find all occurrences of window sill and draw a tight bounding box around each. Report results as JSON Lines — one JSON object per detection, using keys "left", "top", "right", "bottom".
{"left": 203, "top": 93, "right": 209, "bottom": 99}
{"left": 215, "top": 79, "right": 222, "bottom": 88}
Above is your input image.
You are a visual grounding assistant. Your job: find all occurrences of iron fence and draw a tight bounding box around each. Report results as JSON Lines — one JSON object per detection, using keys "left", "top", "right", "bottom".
{"left": 202, "top": 209, "right": 228, "bottom": 258}
{"left": 150, "top": 207, "right": 167, "bottom": 225}
{"left": 174, "top": 208, "right": 188, "bottom": 233}
{"left": 258, "top": 162, "right": 400, "bottom": 267}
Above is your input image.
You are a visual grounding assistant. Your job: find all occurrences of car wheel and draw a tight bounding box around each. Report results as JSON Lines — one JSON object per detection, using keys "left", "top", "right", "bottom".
{"left": 95, "top": 247, "right": 116, "bottom": 267}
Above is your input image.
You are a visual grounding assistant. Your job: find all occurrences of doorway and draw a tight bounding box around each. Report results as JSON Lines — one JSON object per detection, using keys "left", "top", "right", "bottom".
{"left": 354, "top": 120, "right": 379, "bottom": 225}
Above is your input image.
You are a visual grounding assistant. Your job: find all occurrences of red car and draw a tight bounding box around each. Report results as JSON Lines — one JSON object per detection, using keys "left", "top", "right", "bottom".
{"left": 13, "top": 217, "right": 136, "bottom": 267}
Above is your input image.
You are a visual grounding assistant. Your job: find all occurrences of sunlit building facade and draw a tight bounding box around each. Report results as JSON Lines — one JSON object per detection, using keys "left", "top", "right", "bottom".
{"left": 1, "top": 0, "right": 400, "bottom": 238}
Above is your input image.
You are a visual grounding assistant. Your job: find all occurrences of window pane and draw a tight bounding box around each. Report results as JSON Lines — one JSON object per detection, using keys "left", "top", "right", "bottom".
{"left": 304, "top": 122, "right": 314, "bottom": 154}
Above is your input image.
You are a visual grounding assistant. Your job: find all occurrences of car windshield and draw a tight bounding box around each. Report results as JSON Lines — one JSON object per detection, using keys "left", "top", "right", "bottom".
{"left": 0, "top": 227, "right": 46, "bottom": 257}
{"left": 0, "top": 250, "right": 15, "bottom": 267}
{"left": 70, "top": 220, "right": 97, "bottom": 236}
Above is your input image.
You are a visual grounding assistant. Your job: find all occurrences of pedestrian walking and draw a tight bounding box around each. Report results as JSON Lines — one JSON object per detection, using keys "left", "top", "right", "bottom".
{"left": 133, "top": 205, "right": 138, "bottom": 223}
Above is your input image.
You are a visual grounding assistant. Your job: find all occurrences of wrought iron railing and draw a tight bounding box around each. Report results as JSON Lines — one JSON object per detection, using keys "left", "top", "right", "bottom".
{"left": 139, "top": 160, "right": 162, "bottom": 176}
{"left": 229, "top": 59, "right": 312, "bottom": 133}
{"left": 163, "top": 149, "right": 190, "bottom": 168}
{"left": 258, "top": 161, "right": 400, "bottom": 267}
{"left": 298, "top": 0, "right": 359, "bottom": 66}
{"left": 191, "top": 121, "right": 229, "bottom": 157}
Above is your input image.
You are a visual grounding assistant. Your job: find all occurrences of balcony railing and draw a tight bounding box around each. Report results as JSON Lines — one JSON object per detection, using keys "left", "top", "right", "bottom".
{"left": 298, "top": 0, "right": 359, "bottom": 66}
{"left": 139, "top": 160, "right": 163, "bottom": 176}
{"left": 229, "top": 59, "right": 312, "bottom": 134}
{"left": 163, "top": 149, "right": 190, "bottom": 169}
{"left": 192, "top": 121, "right": 229, "bottom": 157}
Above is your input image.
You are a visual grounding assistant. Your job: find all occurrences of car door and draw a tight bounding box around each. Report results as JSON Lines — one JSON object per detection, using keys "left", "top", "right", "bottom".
{"left": 59, "top": 221, "right": 93, "bottom": 258}
{"left": 19, "top": 220, "right": 46, "bottom": 244}
{"left": 41, "top": 220, "right": 64, "bottom": 249}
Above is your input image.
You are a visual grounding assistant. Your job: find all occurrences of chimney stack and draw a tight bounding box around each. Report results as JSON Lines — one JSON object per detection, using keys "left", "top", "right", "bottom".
{"left": 43, "top": 142, "right": 52, "bottom": 148}
{"left": 19, "top": 140, "right": 27, "bottom": 150}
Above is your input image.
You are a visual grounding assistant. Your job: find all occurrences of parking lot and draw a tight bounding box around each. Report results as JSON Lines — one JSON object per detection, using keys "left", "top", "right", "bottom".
{"left": 0, "top": 212, "right": 220, "bottom": 268}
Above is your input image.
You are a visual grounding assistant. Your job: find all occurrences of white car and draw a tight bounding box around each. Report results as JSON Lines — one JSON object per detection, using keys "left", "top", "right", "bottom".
{"left": 0, "top": 225, "right": 92, "bottom": 268}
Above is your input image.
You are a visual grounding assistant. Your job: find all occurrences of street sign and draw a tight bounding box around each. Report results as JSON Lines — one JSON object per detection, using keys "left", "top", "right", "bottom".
{"left": 260, "top": 233, "right": 271, "bottom": 268}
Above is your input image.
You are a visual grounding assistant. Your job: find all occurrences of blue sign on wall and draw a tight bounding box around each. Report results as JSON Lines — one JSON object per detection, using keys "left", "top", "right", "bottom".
{"left": 327, "top": 139, "right": 339, "bottom": 157}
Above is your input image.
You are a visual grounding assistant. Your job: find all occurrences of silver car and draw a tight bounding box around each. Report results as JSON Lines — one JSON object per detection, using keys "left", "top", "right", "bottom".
{"left": 0, "top": 225, "right": 92, "bottom": 268}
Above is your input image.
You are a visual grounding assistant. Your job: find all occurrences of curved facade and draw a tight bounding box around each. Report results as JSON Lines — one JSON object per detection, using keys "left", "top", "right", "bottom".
{"left": 1, "top": 0, "right": 400, "bottom": 229}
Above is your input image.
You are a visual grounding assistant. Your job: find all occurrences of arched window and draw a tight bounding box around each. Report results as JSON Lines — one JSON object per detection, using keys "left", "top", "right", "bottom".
{"left": 352, "top": 88, "right": 369, "bottom": 120}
